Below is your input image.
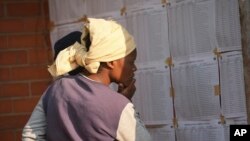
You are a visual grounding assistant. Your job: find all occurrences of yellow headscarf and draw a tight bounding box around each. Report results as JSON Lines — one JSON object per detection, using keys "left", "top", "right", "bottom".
{"left": 48, "top": 18, "right": 136, "bottom": 77}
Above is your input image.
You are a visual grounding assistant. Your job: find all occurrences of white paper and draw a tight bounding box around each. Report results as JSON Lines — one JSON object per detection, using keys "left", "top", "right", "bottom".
{"left": 91, "top": 11, "right": 127, "bottom": 28}
{"left": 215, "top": 0, "right": 241, "bottom": 51}
{"left": 147, "top": 125, "right": 176, "bottom": 141}
{"left": 125, "top": 4, "right": 170, "bottom": 67}
{"left": 172, "top": 54, "right": 221, "bottom": 121}
{"left": 176, "top": 123, "right": 226, "bottom": 141}
{"left": 167, "top": 0, "right": 216, "bottom": 59}
{"left": 49, "top": 0, "right": 86, "bottom": 24}
{"left": 225, "top": 116, "right": 248, "bottom": 125}
{"left": 219, "top": 51, "right": 247, "bottom": 118}
{"left": 124, "top": 0, "right": 161, "bottom": 8}
{"left": 223, "top": 125, "right": 230, "bottom": 141}
{"left": 132, "top": 67, "right": 173, "bottom": 125}
{"left": 86, "top": 0, "right": 123, "bottom": 16}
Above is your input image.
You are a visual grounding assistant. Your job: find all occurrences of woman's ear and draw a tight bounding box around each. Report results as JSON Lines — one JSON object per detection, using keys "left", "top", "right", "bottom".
{"left": 106, "top": 61, "right": 116, "bottom": 69}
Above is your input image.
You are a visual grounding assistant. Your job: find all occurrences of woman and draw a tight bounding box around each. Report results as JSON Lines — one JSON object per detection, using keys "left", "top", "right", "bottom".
{"left": 22, "top": 17, "right": 151, "bottom": 141}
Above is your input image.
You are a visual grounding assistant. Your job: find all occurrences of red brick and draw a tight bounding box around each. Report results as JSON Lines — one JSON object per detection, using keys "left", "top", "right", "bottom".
{"left": 7, "top": 2, "right": 41, "bottom": 17}
{"left": 0, "top": 19, "right": 23, "bottom": 33}
{"left": 0, "top": 83, "right": 29, "bottom": 97}
{"left": 23, "top": 18, "right": 48, "bottom": 32}
{"left": 0, "top": 99, "right": 12, "bottom": 113}
{"left": 0, "top": 50, "right": 27, "bottom": 65}
{"left": 15, "top": 129, "right": 22, "bottom": 141}
{"left": 0, "top": 130, "right": 15, "bottom": 141}
{"left": 8, "top": 34, "right": 45, "bottom": 49}
{"left": 31, "top": 81, "right": 50, "bottom": 96}
{"left": 0, "top": 3, "right": 4, "bottom": 17}
{"left": 42, "top": 0, "right": 49, "bottom": 17}
{"left": 0, "top": 68, "right": 10, "bottom": 81}
{"left": 0, "top": 36, "right": 8, "bottom": 48}
{"left": 28, "top": 48, "right": 51, "bottom": 64}
{"left": 48, "top": 48, "right": 53, "bottom": 62}
{"left": 13, "top": 97, "right": 39, "bottom": 113}
{"left": 0, "top": 114, "right": 29, "bottom": 130}
{"left": 0, "top": 18, "right": 48, "bottom": 33}
{"left": 10, "top": 66, "right": 51, "bottom": 81}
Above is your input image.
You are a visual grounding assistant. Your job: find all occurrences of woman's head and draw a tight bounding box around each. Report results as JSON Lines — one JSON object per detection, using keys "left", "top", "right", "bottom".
{"left": 107, "top": 49, "right": 137, "bottom": 86}
{"left": 48, "top": 18, "right": 137, "bottom": 82}
{"left": 79, "top": 18, "right": 136, "bottom": 73}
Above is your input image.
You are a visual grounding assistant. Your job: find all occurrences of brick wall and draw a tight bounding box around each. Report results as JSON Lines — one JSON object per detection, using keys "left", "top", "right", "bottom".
{"left": 0, "top": 0, "right": 52, "bottom": 140}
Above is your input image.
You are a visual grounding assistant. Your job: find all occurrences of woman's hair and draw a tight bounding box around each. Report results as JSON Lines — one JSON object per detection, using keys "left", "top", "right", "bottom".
{"left": 53, "top": 31, "right": 91, "bottom": 75}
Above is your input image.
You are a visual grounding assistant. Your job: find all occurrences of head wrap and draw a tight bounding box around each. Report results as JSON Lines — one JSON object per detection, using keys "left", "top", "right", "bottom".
{"left": 53, "top": 31, "right": 82, "bottom": 60}
{"left": 48, "top": 18, "right": 136, "bottom": 77}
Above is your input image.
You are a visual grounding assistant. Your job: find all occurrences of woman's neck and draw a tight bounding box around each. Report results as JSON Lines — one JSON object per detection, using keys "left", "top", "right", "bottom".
{"left": 81, "top": 70, "right": 110, "bottom": 86}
